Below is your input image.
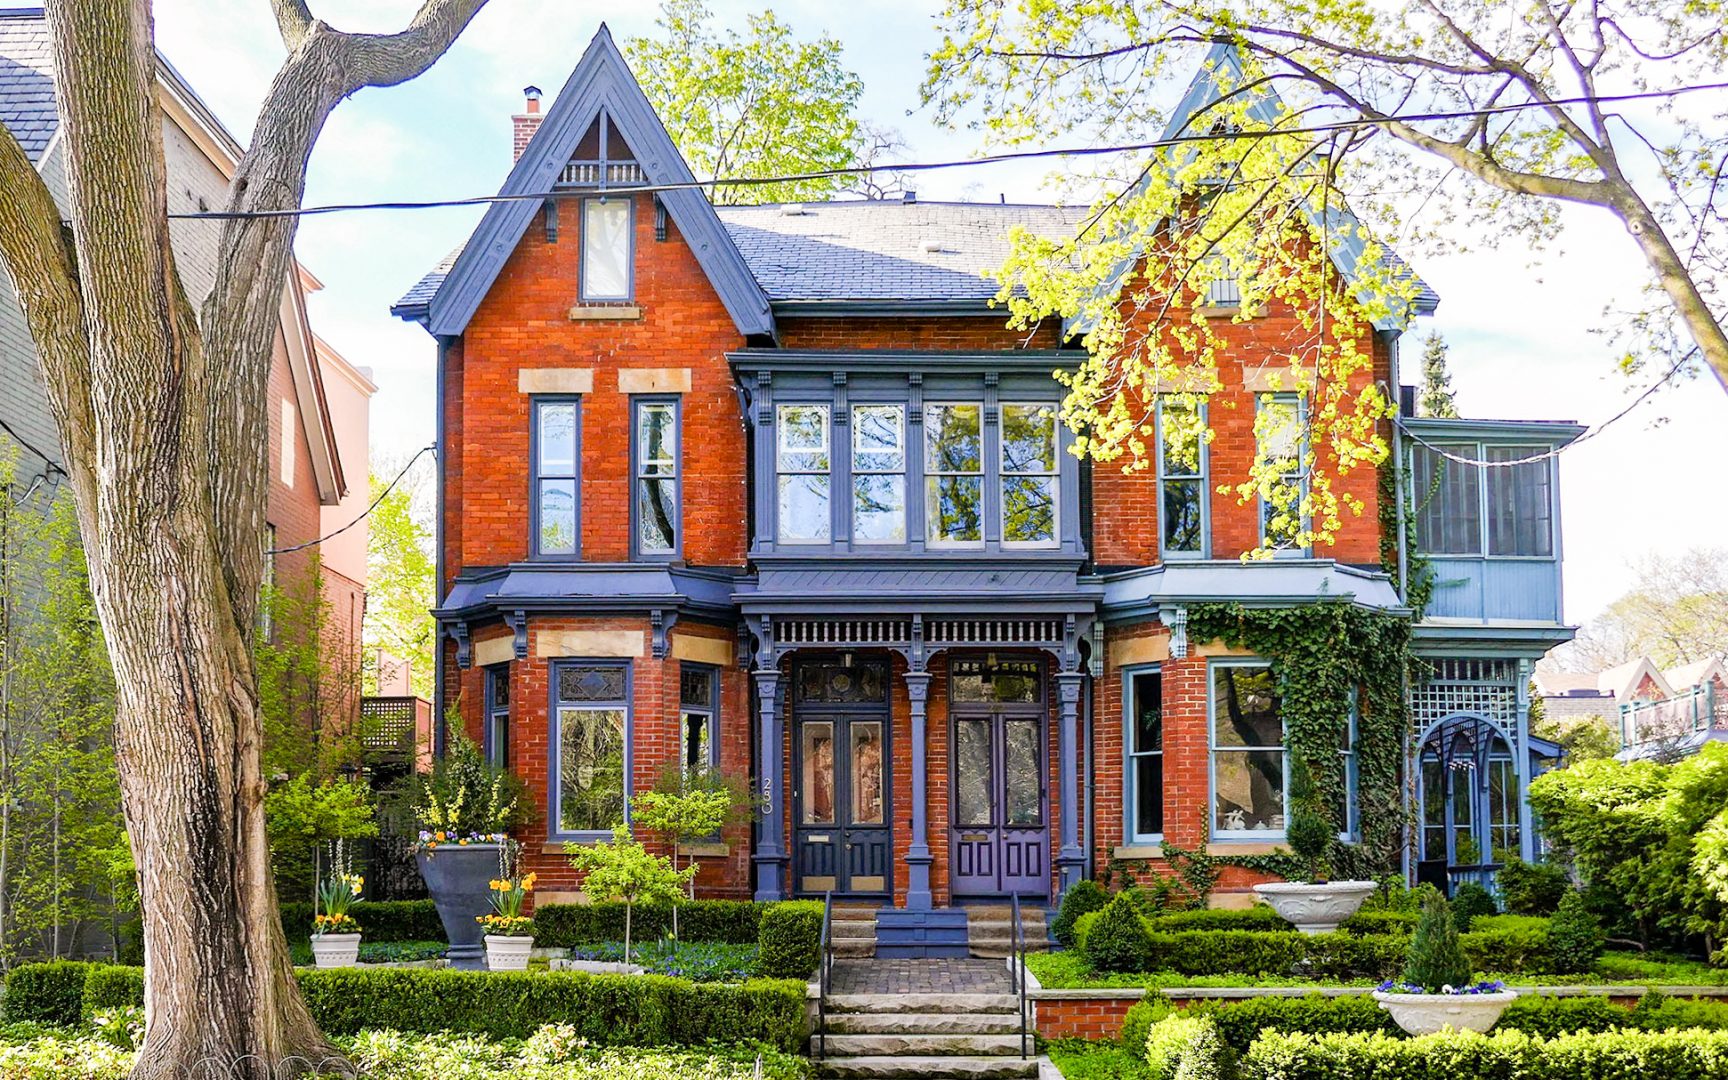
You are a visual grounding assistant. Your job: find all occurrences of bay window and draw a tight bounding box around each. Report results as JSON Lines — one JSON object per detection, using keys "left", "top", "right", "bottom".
{"left": 552, "top": 661, "right": 629, "bottom": 837}
{"left": 1127, "top": 670, "right": 1164, "bottom": 841}
{"left": 852, "top": 404, "right": 906, "bottom": 543}
{"left": 1211, "top": 664, "right": 1285, "bottom": 838}
{"left": 1001, "top": 403, "right": 1058, "bottom": 546}
{"left": 679, "top": 664, "right": 718, "bottom": 777}
{"left": 484, "top": 664, "right": 510, "bottom": 768}
{"left": 925, "top": 402, "right": 983, "bottom": 545}
{"left": 1411, "top": 441, "right": 1555, "bottom": 557}
{"left": 777, "top": 404, "right": 831, "bottom": 543}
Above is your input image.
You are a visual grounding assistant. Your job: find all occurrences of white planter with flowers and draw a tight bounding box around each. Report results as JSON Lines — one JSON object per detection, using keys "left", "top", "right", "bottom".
{"left": 310, "top": 932, "right": 362, "bottom": 969}
{"left": 478, "top": 868, "right": 538, "bottom": 971}
{"left": 484, "top": 933, "right": 535, "bottom": 971}
{"left": 1372, "top": 986, "right": 1518, "bottom": 1035}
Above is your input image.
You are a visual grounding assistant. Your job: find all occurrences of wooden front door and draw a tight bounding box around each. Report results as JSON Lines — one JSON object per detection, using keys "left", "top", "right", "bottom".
{"left": 949, "top": 656, "right": 1049, "bottom": 899}
{"left": 792, "top": 659, "right": 892, "bottom": 898}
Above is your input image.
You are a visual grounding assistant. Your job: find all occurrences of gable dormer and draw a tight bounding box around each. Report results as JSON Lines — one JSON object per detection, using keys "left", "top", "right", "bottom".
{"left": 425, "top": 25, "right": 773, "bottom": 339}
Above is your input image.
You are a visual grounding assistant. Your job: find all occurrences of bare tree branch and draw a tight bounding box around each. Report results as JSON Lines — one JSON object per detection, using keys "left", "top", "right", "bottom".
{"left": 270, "top": 0, "right": 313, "bottom": 50}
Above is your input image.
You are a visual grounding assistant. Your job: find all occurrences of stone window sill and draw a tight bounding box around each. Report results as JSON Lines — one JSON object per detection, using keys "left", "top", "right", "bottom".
{"left": 569, "top": 304, "right": 642, "bottom": 321}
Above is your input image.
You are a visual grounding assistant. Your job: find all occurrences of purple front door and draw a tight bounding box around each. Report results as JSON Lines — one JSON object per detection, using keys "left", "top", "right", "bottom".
{"left": 950, "top": 710, "right": 1049, "bottom": 898}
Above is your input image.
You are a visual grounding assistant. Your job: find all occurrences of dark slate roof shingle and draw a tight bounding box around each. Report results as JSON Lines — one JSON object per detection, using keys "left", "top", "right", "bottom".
{"left": 0, "top": 9, "right": 57, "bottom": 164}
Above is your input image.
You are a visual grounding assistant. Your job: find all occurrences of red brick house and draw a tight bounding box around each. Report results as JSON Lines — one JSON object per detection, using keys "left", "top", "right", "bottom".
{"left": 395, "top": 28, "right": 1579, "bottom": 948}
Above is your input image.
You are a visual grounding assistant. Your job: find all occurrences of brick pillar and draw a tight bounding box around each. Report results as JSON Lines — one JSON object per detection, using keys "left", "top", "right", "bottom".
{"left": 753, "top": 668, "right": 787, "bottom": 900}
{"left": 905, "top": 670, "right": 933, "bottom": 910}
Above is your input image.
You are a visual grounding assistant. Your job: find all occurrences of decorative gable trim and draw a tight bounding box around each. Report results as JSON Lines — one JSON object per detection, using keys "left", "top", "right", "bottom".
{"left": 426, "top": 25, "right": 774, "bottom": 339}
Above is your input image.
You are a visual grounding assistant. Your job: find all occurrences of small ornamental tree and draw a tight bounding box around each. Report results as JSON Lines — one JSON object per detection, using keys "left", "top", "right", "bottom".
{"left": 1285, "top": 755, "right": 1334, "bottom": 883}
{"left": 629, "top": 764, "right": 747, "bottom": 937}
{"left": 1085, "top": 894, "right": 1155, "bottom": 974}
{"left": 565, "top": 825, "right": 695, "bottom": 964}
{"left": 1403, "top": 888, "right": 1473, "bottom": 992}
{"left": 1548, "top": 890, "right": 1607, "bottom": 975}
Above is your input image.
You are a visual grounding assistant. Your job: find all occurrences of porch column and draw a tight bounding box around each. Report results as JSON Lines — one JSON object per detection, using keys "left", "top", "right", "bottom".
{"left": 1515, "top": 662, "right": 1537, "bottom": 863}
{"left": 1055, "top": 671, "right": 1086, "bottom": 897}
{"left": 904, "top": 670, "right": 934, "bottom": 910}
{"left": 753, "top": 668, "right": 788, "bottom": 901}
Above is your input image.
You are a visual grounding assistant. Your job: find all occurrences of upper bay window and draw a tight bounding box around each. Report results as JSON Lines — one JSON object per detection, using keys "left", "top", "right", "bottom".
{"left": 581, "top": 197, "right": 632, "bottom": 302}
{"left": 1157, "top": 398, "right": 1207, "bottom": 557}
{"left": 777, "top": 404, "right": 831, "bottom": 543}
{"left": 633, "top": 398, "right": 679, "bottom": 558}
{"left": 1412, "top": 442, "right": 1554, "bottom": 557}
{"left": 1001, "top": 403, "right": 1058, "bottom": 546}
{"left": 1256, "top": 394, "right": 1309, "bottom": 554}
{"left": 852, "top": 404, "right": 906, "bottom": 544}
{"left": 533, "top": 397, "right": 580, "bottom": 558}
{"left": 926, "top": 403, "right": 984, "bottom": 545}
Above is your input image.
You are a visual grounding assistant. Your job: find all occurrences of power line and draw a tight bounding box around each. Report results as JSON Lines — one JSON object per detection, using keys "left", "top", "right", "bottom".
{"left": 167, "top": 80, "right": 1728, "bottom": 221}
{"left": 0, "top": 417, "right": 65, "bottom": 479}
{"left": 267, "top": 443, "right": 433, "bottom": 556}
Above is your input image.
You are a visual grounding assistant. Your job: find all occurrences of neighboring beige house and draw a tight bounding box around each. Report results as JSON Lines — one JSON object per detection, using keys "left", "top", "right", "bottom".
{"left": 1537, "top": 654, "right": 1728, "bottom": 757}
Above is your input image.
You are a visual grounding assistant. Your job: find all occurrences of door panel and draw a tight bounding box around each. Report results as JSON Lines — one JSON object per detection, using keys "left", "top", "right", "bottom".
{"left": 951, "top": 710, "right": 1049, "bottom": 898}
{"left": 792, "top": 679, "right": 891, "bottom": 898}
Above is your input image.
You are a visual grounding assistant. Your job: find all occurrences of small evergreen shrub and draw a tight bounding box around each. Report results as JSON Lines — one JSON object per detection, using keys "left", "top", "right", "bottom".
{"left": 1449, "top": 882, "right": 1498, "bottom": 929}
{"left": 1547, "top": 890, "right": 1606, "bottom": 974}
{"left": 80, "top": 966, "right": 145, "bottom": 1018}
{"left": 755, "top": 900, "right": 823, "bottom": 979}
{"left": 1284, "top": 756, "right": 1334, "bottom": 882}
{"left": 1402, "top": 889, "right": 1474, "bottom": 990}
{"left": 1498, "top": 858, "right": 1570, "bottom": 916}
{"left": 1051, "top": 879, "right": 1110, "bottom": 947}
{"left": 1145, "top": 1013, "right": 1231, "bottom": 1080}
{"left": 1121, "top": 994, "right": 1173, "bottom": 1052}
{"left": 0, "top": 962, "right": 93, "bottom": 1025}
{"left": 1083, "top": 895, "right": 1156, "bottom": 973}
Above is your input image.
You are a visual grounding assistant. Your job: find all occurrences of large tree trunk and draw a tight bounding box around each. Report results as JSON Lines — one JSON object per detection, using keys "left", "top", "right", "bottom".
{"left": 0, "top": 0, "right": 488, "bottom": 1075}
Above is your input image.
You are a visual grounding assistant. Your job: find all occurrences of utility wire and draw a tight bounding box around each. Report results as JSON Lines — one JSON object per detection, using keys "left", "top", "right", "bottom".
{"left": 0, "top": 418, "right": 65, "bottom": 478}
{"left": 267, "top": 443, "right": 434, "bottom": 555}
{"left": 167, "top": 80, "right": 1728, "bottom": 221}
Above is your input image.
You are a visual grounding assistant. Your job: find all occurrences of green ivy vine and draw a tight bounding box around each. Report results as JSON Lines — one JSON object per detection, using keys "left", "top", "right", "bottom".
{"left": 1377, "top": 456, "right": 1434, "bottom": 618}
{"left": 1186, "top": 600, "right": 1412, "bottom": 872}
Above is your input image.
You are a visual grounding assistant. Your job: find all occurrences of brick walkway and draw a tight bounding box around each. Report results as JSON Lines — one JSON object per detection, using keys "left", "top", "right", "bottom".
{"left": 828, "top": 957, "right": 1014, "bottom": 995}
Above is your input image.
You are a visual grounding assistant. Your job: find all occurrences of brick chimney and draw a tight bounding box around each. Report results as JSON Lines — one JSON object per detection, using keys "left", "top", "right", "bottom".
{"left": 512, "top": 85, "right": 543, "bottom": 162}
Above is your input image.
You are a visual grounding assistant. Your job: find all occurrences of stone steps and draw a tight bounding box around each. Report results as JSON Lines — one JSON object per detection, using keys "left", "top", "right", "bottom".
{"left": 965, "top": 908, "right": 1052, "bottom": 959}
{"left": 826, "top": 992, "right": 1020, "bottom": 1014}
{"left": 815, "top": 1056, "right": 1039, "bottom": 1079}
{"left": 823, "top": 1012, "right": 1021, "bottom": 1035}
{"left": 821, "top": 1033, "right": 1025, "bottom": 1057}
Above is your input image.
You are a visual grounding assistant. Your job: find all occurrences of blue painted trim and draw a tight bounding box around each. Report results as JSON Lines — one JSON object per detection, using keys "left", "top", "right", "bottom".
{"left": 529, "top": 396, "right": 582, "bottom": 560}
{"left": 629, "top": 395, "right": 682, "bottom": 561}
{"left": 1121, "top": 664, "right": 1164, "bottom": 845}
{"left": 679, "top": 660, "right": 722, "bottom": 773}
{"left": 427, "top": 25, "right": 772, "bottom": 338}
{"left": 547, "top": 657, "right": 634, "bottom": 842}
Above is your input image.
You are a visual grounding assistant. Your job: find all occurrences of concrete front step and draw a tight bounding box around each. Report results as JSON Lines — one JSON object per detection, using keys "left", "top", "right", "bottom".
{"left": 967, "top": 941, "right": 1050, "bottom": 958}
{"left": 833, "top": 921, "right": 877, "bottom": 939}
{"left": 816, "top": 1056, "right": 1038, "bottom": 1080}
{"left": 833, "top": 939, "right": 876, "bottom": 958}
{"left": 826, "top": 992, "right": 1019, "bottom": 1015}
{"left": 823, "top": 1012, "right": 1022, "bottom": 1035}
{"left": 822, "top": 1033, "right": 1024, "bottom": 1057}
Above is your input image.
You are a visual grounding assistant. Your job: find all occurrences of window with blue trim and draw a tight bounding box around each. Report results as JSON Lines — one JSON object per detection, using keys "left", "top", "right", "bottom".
{"left": 1126, "top": 670, "right": 1164, "bottom": 841}
{"left": 580, "top": 197, "right": 632, "bottom": 302}
{"left": 633, "top": 398, "right": 679, "bottom": 557}
{"left": 852, "top": 404, "right": 906, "bottom": 543}
{"left": 777, "top": 403, "right": 831, "bottom": 543}
{"left": 1255, "top": 393, "right": 1308, "bottom": 553}
{"left": 533, "top": 398, "right": 580, "bottom": 557}
{"left": 552, "top": 661, "right": 629, "bottom": 836}
{"left": 484, "top": 664, "right": 510, "bottom": 768}
{"left": 679, "top": 664, "right": 719, "bottom": 777}
{"left": 925, "top": 402, "right": 984, "bottom": 545}
{"left": 1157, "top": 398, "right": 1207, "bottom": 557}
{"left": 1211, "top": 663, "right": 1285, "bottom": 837}
{"left": 1001, "top": 403, "right": 1058, "bottom": 546}
{"left": 1411, "top": 442, "right": 1554, "bottom": 557}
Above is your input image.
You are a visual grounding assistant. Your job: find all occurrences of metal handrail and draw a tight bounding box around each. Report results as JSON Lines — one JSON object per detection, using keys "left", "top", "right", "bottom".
{"left": 817, "top": 891, "right": 834, "bottom": 1060}
{"left": 1012, "top": 893, "right": 1029, "bottom": 1059}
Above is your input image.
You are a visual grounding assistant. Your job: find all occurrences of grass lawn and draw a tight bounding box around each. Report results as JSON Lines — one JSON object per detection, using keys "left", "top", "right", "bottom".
{"left": 1046, "top": 1038, "right": 1150, "bottom": 1079}
{"left": 1026, "top": 949, "right": 1728, "bottom": 990}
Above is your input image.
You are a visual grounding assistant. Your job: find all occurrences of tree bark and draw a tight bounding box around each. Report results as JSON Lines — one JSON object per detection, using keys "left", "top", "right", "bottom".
{"left": 0, "top": 0, "right": 487, "bottom": 1075}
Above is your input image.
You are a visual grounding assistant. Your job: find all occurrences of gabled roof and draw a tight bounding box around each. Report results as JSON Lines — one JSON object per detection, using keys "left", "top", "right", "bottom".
{"left": 1070, "top": 41, "right": 1439, "bottom": 339}
{"left": 423, "top": 25, "right": 773, "bottom": 338}
{"left": 1666, "top": 656, "right": 1727, "bottom": 693}
{"left": 1597, "top": 656, "right": 1673, "bottom": 702}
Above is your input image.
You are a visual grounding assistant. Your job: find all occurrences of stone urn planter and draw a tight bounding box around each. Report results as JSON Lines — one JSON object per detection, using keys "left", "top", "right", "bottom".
{"left": 310, "top": 933, "right": 361, "bottom": 969}
{"left": 1252, "top": 880, "right": 1378, "bottom": 934}
{"left": 485, "top": 934, "right": 535, "bottom": 971}
{"left": 1372, "top": 989, "right": 1519, "bottom": 1035}
{"left": 417, "top": 842, "right": 503, "bottom": 971}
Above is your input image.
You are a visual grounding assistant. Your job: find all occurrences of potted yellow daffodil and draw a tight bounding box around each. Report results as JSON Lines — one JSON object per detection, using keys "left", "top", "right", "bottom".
{"left": 311, "top": 871, "right": 364, "bottom": 968}
{"left": 479, "top": 871, "right": 536, "bottom": 970}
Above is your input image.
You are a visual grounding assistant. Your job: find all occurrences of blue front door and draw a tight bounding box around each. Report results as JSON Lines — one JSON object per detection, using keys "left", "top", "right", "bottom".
{"left": 949, "top": 656, "right": 1050, "bottom": 899}
{"left": 792, "top": 660, "right": 892, "bottom": 898}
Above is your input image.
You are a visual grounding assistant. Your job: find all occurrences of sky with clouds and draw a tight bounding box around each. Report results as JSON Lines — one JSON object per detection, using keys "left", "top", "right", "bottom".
{"left": 139, "top": 0, "right": 1728, "bottom": 627}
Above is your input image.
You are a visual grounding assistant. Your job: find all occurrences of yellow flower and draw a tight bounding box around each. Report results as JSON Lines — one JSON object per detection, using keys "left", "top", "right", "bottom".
{"left": 523, "top": 873, "right": 537, "bottom": 890}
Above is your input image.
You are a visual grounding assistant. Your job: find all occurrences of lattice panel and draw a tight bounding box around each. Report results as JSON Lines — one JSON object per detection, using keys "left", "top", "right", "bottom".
{"left": 1411, "top": 657, "right": 1520, "bottom": 731}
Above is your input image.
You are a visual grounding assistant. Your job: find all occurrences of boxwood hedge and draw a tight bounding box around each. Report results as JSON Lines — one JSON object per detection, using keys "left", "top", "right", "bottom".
{"left": 756, "top": 900, "right": 823, "bottom": 979}
{"left": 1241, "top": 1026, "right": 1728, "bottom": 1079}
{"left": 279, "top": 899, "right": 443, "bottom": 944}
{"left": 532, "top": 899, "right": 765, "bottom": 948}
{"left": 0, "top": 961, "right": 92, "bottom": 1024}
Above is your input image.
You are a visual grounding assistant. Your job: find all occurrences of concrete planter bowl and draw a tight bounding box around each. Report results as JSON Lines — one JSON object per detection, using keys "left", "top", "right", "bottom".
{"left": 484, "top": 934, "right": 534, "bottom": 971}
{"left": 1372, "top": 989, "right": 1519, "bottom": 1035}
{"left": 310, "top": 933, "right": 361, "bottom": 969}
{"left": 416, "top": 842, "right": 504, "bottom": 971}
{"left": 1252, "top": 880, "right": 1378, "bottom": 934}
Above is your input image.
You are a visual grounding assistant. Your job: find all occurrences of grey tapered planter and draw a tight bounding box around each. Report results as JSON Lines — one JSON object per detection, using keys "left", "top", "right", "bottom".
{"left": 416, "top": 842, "right": 503, "bottom": 971}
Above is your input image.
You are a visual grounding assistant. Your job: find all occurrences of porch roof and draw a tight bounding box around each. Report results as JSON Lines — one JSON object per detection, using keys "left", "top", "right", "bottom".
{"left": 1096, "top": 559, "right": 1404, "bottom": 621}
{"left": 436, "top": 562, "right": 741, "bottom": 622}
{"left": 738, "top": 557, "right": 1099, "bottom": 615}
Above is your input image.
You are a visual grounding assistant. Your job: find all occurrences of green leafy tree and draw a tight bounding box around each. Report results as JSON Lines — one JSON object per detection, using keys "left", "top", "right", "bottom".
{"left": 1563, "top": 548, "right": 1728, "bottom": 669}
{"left": 1402, "top": 888, "right": 1473, "bottom": 991}
{"left": 924, "top": 0, "right": 1728, "bottom": 555}
{"left": 565, "top": 824, "right": 694, "bottom": 964}
{"left": 1533, "top": 715, "right": 1620, "bottom": 765}
{"left": 629, "top": 764, "right": 746, "bottom": 923}
{"left": 1417, "top": 332, "right": 1459, "bottom": 419}
{"left": 1548, "top": 889, "right": 1607, "bottom": 974}
{"left": 627, "top": 0, "right": 864, "bottom": 204}
{"left": 363, "top": 463, "right": 435, "bottom": 699}
{"left": 264, "top": 774, "right": 379, "bottom": 905}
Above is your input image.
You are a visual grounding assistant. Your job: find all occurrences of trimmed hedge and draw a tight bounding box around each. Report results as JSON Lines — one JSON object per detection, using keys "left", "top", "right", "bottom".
{"left": 1051, "top": 879, "right": 1110, "bottom": 947}
{"left": 80, "top": 965, "right": 145, "bottom": 1019}
{"left": 756, "top": 900, "right": 823, "bottom": 979}
{"left": 1240, "top": 1026, "right": 1728, "bottom": 1080}
{"left": 0, "top": 961, "right": 91, "bottom": 1024}
{"left": 1144, "top": 906, "right": 1419, "bottom": 937}
{"left": 279, "top": 899, "right": 443, "bottom": 943}
{"left": 533, "top": 899, "right": 764, "bottom": 948}
{"left": 297, "top": 967, "right": 806, "bottom": 1049}
{"left": 1145, "top": 1013, "right": 1232, "bottom": 1080}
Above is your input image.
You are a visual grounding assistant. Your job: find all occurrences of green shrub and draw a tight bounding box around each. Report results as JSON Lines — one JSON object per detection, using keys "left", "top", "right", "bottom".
{"left": 1498, "top": 857, "right": 1571, "bottom": 916}
{"left": 1403, "top": 889, "right": 1473, "bottom": 990}
{"left": 1052, "top": 879, "right": 1111, "bottom": 947}
{"left": 1121, "top": 994, "right": 1173, "bottom": 1051}
{"left": 1548, "top": 890, "right": 1606, "bottom": 974}
{"left": 280, "top": 899, "right": 443, "bottom": 943}
{"left": 1240, "top": 1026, "right": 1728, "bottom": 1080}
{"left": 1182, "top": 993, "right": 1396, "bottom": 1051}
{"left": 533, "top": 900, "right": 765, "bottom": 948}
{"left": 1145, "top": 1013, "right": 1231, "bottom": 1080}
{"left": 1142, "top": 906, "right": 1418, "bottom": 936}
{"left": 1147, "top": 930, "right": 1407, "bottom": 980}
{"left": 755, "top": 900, "right": 823, "bottom": 979}
{"left": 1085, "top": 895, "right": 1156, "bottom": 973}
{"left": 296, "top": 967, "right": 806, "bottom": 1049}
{"left": 1, "top": 962, "right": 92, "bottom": 1024}
{"left": 1450, "top": 882, "right": 1498, "bottom": 928}
{"left": 79, "top": 967, "right": 144, "bottom": 1018}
